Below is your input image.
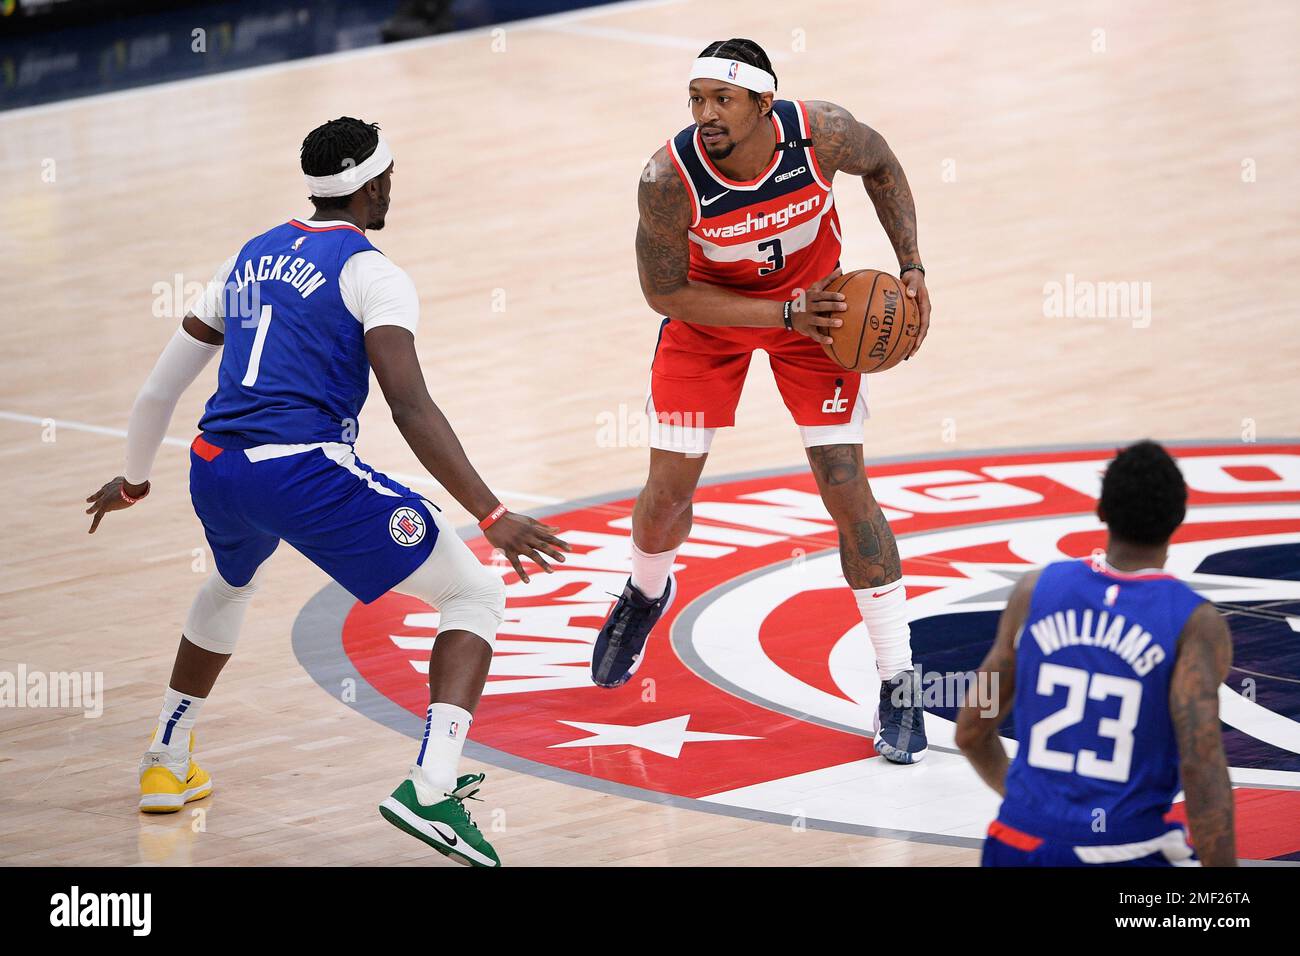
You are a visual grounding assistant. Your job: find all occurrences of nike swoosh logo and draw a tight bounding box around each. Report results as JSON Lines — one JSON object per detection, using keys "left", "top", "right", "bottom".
{"left": 700, "top": 191, "right": 729, "bottom": 206}
{"left": 871, "top": 584, "right": 902, "bottom": 599}
{"left": 430, "top": 822, "right": 458, "bottom": 846}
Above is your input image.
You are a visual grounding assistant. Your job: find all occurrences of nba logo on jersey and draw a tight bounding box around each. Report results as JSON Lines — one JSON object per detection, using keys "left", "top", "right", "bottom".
{"left": 389, "top": 507, "right": 426, "bottom": 546}
{"left": 1104, "top": 583, "right": 1120, "bottom": 606}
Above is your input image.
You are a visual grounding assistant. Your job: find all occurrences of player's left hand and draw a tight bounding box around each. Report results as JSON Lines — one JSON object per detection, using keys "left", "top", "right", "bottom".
{"left": 484, "top": 512, "right": 571, "bottom": 584}
{"left": 901, "top": 269, "right": 931, "bottom": 360}
{"left": 84, "top": 477, "right": 149, "bottom": 534}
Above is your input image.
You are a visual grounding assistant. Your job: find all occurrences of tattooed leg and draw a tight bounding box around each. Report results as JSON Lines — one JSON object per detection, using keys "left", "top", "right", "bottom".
{"left": 806, "top": 444, "right": 902, "bottom": 589}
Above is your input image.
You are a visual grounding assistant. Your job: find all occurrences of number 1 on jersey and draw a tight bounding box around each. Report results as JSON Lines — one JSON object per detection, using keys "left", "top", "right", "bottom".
{"left": 241, "top": 304, "right": 273, "bottom": 387}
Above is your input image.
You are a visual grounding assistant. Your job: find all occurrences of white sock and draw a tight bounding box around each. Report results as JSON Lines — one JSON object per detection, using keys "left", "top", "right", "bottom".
{"left": 853, "top": 582, "right": 913, "bottom": 680}
{"left": 415, "top": 702, "right": 472, "bottom": 798}
{"left": 630, "top": 541, "right": 677, "bottom": 600}
{"left": 149, "top": 687, "right": 204, "bottom": 755}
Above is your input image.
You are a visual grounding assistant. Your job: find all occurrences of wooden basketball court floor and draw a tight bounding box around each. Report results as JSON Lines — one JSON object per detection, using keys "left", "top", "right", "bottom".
{"left": 1, "top": 0, "right": 1298, "bottom": 866}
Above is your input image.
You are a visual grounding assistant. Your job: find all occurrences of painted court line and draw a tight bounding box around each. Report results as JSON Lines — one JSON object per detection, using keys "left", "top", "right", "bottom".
{"left": 0, "top": 409, "right": 560, "bottom": 506}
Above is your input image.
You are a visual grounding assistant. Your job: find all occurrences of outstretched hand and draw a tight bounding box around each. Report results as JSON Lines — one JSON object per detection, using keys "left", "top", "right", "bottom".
{"left": 483, "top": 511, "right": 571, "bottom": 583}
{"left": 85, "top": 476, "right": 150, "bottom": 534}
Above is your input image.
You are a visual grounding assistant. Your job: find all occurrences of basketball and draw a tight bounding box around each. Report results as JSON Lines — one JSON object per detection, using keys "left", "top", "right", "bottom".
{"left": 820, "top": 269, "right": 920, "bottom": 373}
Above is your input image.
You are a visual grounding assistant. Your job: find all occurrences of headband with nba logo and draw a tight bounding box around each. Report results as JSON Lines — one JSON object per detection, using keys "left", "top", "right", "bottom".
{"left": 688, "top": 56, "right": 776, "bottom": 95}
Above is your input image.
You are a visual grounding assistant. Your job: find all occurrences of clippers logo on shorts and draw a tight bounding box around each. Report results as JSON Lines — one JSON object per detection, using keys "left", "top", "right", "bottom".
{"left": 389, "top": 507, "right": 426, "bottom": 546}
{"left": 295, "top": 442, "right": 1300, "bottom": 861}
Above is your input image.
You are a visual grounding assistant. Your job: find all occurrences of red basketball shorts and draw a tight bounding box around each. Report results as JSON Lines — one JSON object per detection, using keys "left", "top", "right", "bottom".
{"left": 648, "top": 318, "right": 869, "bottom": 455}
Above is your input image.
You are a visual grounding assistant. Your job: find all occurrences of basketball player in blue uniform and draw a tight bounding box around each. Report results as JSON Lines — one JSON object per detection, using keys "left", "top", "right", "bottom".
{"left": 956, "top": 441, "right": 1236, "bottom": 866}
{"left": 84, "top": 117, "right": 569, "bottom": 867}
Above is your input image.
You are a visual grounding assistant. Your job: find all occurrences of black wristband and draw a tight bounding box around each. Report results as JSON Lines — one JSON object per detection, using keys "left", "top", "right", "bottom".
{"left": 782, "top": 300, "right": 794, "bottom": 331}
{"left": 900, "top": 262, "right": 925, "bottom": 278}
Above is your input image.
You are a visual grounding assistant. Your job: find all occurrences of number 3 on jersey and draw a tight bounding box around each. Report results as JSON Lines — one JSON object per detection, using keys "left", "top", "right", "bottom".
{"left": 757, "top": 238, "right": 784, "bottom": 276}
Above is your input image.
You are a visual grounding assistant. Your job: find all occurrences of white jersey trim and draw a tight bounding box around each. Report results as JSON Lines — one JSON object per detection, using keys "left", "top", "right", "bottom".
{"left": 667, "top": 138, "right": 703, "bottom": 229}
{"left": 687, "top": 190, "right": 836, "bottom": 264}
{"left": 692, "top": 110, "right": 786, "bottom": 193}
{"left": 794, "top": 100, "right": 834, "bottom": 192}
{"left": 1072, "top": 827, "right": 1198, "bottom": 866}
{"left": 243, "top": 442, "right": 401, "bottom": 498}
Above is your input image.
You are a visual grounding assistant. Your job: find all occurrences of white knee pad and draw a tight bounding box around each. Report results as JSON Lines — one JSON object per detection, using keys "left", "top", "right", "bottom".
{"left": 392, "top": 508, "right": 505, "bottom": 649}
{"left": 435, "top": 565, "right": 505, "bottom": 648}
{"left": 183, "top": 570, "right": 261, "bottom": 655}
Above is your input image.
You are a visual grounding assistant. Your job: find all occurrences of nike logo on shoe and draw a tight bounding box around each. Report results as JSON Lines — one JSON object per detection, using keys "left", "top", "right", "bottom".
{"left": 430, "top": 822, "right": 458, "bottom": 847}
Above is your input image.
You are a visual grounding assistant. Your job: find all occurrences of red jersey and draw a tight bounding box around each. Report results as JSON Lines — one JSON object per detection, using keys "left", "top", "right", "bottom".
{"left": 666, "top": 99, "right": 841, "bottom": 303}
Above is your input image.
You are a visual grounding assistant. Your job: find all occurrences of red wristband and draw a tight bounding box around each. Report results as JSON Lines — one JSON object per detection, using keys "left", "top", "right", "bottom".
{"left": 120, "top": 481, "right": 150, "bottom": 505}
{"left": 478, "top": 504, "right": 507, "bottom": 530}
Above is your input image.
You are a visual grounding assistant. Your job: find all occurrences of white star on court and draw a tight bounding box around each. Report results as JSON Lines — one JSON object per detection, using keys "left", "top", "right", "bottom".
{"left": 549, "top": 714, "right": 760, "bottom": 759}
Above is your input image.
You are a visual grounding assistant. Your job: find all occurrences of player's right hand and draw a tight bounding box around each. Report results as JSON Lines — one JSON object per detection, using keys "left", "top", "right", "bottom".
{"left": 789, "top": 268, "right": 847, "bottom": 345}
{"left": 484, "top": 512, "right": 571, "bottom": 584}
{"left": 84, "top": 476, "right": 149, "bottom": 534}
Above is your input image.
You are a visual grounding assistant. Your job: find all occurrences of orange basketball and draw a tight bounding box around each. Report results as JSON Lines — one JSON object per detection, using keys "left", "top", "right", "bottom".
{"left": 820, "top": 269, "right": 920, "bottom": 373}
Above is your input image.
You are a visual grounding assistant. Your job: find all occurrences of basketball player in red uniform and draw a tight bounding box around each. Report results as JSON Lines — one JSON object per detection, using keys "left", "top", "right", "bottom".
{"left": 591, "top": 39, "right": 933, "bottom": 764}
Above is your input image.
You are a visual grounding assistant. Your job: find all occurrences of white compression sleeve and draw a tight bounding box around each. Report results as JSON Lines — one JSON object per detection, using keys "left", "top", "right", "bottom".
{"left": 124, "top": 327, "right": 221, "bottom": 484}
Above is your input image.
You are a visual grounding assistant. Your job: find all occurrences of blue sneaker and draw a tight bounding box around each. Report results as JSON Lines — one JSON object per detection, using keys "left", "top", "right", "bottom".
{"left": 873, "top": 669, "right": 928, "bottom": 764}
{"left": 591, "top": 576, "right": 676, "bottom": 688}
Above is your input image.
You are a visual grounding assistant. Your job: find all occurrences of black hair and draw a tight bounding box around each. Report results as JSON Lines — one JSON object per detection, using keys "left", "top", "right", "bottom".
{"left": 300, "top": 117, "right": 382, "bottom": 211}
{"left": 697, "top": 38, "right": 777, "bottom": 110}
{"left": 1099, "top": 440, "right": 1188, "bottom": 546}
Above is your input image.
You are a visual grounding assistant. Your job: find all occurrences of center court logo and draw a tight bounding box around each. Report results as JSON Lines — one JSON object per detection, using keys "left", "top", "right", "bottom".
{"left": 389, "top": 506, "right": 426, "bottom": 546}
{"left": 294, "top": 442, "right": 1300, "bottom": 861}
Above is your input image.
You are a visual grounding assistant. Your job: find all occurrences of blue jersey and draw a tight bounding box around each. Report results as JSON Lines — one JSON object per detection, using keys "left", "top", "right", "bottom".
{"left": 198, "top": 219, "right": 377, "bottom": 446}
{"left": 998, "top": 559, "right": 1205, "bottom": 845}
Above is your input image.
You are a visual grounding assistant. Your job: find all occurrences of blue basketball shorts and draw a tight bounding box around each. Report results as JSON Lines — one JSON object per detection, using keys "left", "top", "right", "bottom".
{"left": 188, "top": 433, "right": 439, "bottom": 604}
{"left": 982, "top": 820, "right": 1197, "bottom": 867}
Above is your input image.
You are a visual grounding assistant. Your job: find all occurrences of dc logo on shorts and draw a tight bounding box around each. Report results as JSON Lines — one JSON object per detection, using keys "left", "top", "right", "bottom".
{"left": 389, "top": 506, "right": 426, "bottom": 547}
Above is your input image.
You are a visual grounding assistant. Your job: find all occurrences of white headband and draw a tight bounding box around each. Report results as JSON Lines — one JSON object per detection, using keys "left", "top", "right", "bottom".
{"left": 303, "top": 135, "right": 394, "bottom": 198}
{"left": 688, "top": 56, "right": 775, "bottom": 95}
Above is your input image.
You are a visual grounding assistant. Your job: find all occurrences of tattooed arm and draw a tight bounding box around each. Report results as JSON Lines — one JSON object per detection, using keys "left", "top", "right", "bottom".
{"left": 1170, "top": 602, "right": 1236, "bottom": 866}
{"left": 955, "top": 570, "right": 1039, "bottom": 795}
{"left": 635, "top": 148, "right": 845, "bottom": 336}
{"left": 805, "top": 101, "right": 931, "bottom": 358}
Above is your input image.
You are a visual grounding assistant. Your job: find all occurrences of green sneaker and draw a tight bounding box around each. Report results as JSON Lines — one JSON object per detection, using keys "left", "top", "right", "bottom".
{"left": 379, "top": 771, "right": 501, "bottom": 867}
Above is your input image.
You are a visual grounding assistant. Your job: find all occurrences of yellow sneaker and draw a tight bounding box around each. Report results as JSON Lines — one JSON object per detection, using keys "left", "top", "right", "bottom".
{"left": 139, "top": 731, "right": 212, "bottom": 813}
